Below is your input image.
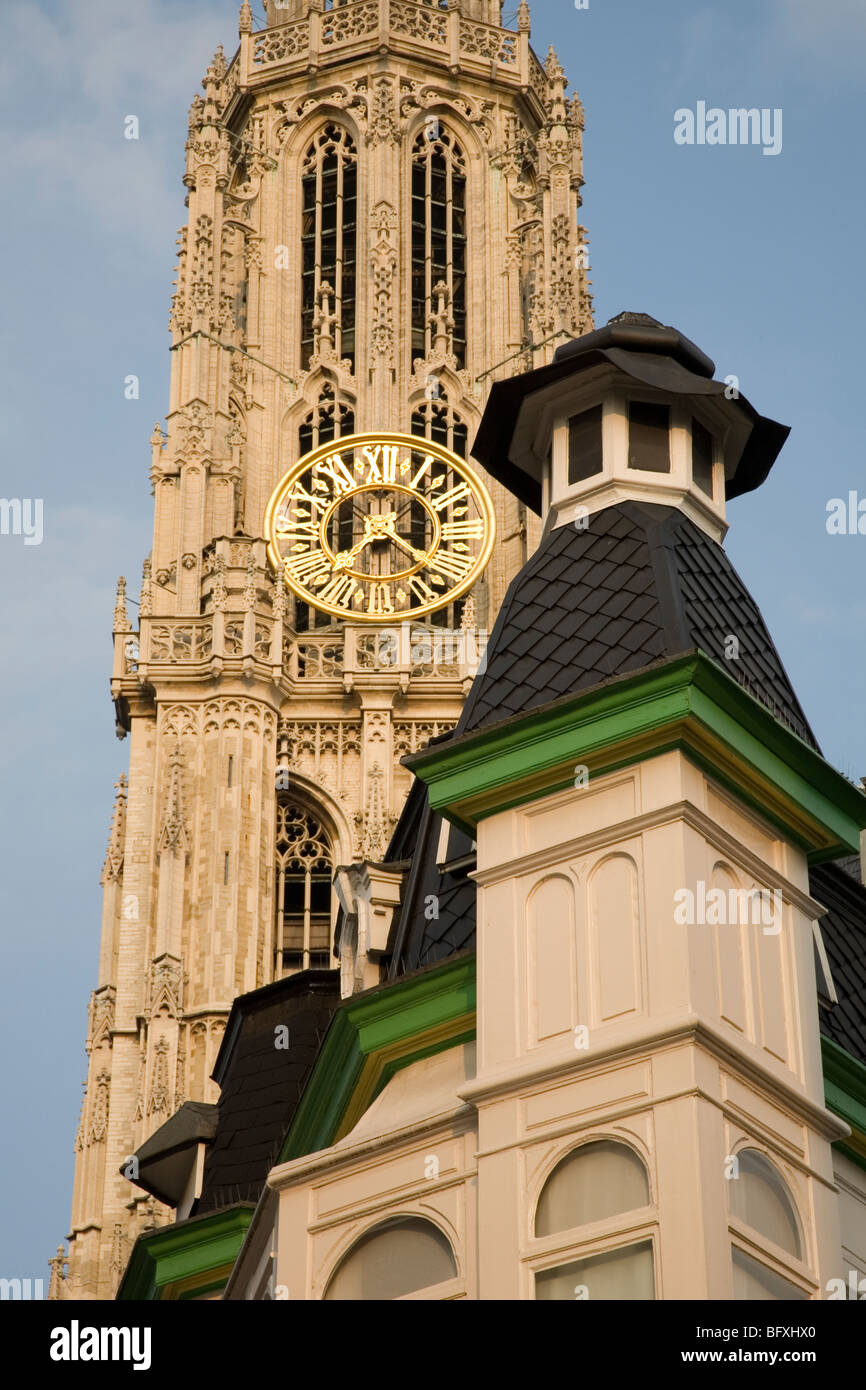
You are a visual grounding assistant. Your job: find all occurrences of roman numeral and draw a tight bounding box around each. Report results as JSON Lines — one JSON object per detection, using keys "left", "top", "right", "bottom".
{"left": 440, "top": 520, "right": 484, "bottom": 541}
{"left": 317, "top": 573, "right": 357, "bottom": 608}
{"left": 314, "top": 453, "right": 355, "bottom": 496}
{"left": 367, "top": 583, "right": 395, "bottom": 616}
{"left": 361, "top": 444, "right": 398, "bottom": 484}
{"left": 431, "top": 481, "right": 470, "bottom": 512}
{"left": 276, "top": 516, "right": 319, "bottom": 541}
{"left": 408, "top": 576, "right": 437, "bottom": 604}
{"left": 408, "top": 454, "right": 434, "bottom": 491}
{"left": 284, "top": 551, "right": 330, "bottom": 586}
{"left": 431, "top": 548, "right": 474, "bottom": 581}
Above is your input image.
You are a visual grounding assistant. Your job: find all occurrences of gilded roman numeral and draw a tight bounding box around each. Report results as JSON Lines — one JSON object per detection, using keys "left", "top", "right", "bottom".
{"left": 317, "top": 573, "right": 358, "bottom": 608}
{"left": 431, "top": 548, "right": 474, "bottom": 581}
{"left": 284, "top": 551, "right": 331, "bottom": 585}
{"left": 408, "top": 576, "right": 437, "bottom": 604}
{"left": 314, "top": 453, "right": 355, "bottom": 496}
{"left": 440, "top": 519, "right": 484, "bottom": 541}
{"left": 361, "top": 444, "right": 398, "bottom": 484}
{"left": 408, "top": 454, "right": 434, "bottom": 491}
{"left": 367, "top": 582, "right": 395, "bottom": 616}
{"left": 431, "top": 481, "right": 470, "bottom": 512}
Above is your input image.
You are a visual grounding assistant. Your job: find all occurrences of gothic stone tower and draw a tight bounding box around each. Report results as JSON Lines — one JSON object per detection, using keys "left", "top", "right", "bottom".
{"left": 59, "top": 0, "right": 592, "bottom": 1299}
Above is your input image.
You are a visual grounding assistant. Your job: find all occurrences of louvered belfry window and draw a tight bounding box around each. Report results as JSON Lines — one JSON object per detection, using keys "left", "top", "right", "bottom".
{"left": 411, "top": 125, "right": 467, "bottom": 368}
{"left": 275, "top": 800, "right": 333, "bottom": 974}
{"left": 301, "top": 125, "right": 357, "bottom": 370}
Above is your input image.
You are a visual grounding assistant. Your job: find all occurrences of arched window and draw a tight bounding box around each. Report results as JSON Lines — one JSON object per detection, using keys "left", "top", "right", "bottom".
{"left": 533, "top": 1141, "right": 654, "bottom": 1301}
{"left": 410, "top": 395, "right": 469, "bottom": 630}
{"left": 729, "top": 1149, "right": 806, "bottom": 1300}
{"left": 298, "top": 382, "right": 355, "bottom": 456}
{"left": 301, "top": 126, "right": 357, "bottom": 370}
{"left": 323, "top": 1217, "right": 457, "bottom": 1300}
{"left": 535, "top": 1140, "right": 650, "bottom": 1236}
{"left": 275, "top": 799, "right": 333, "bottom": 974}
{"left": 295, "top": 385, "right": 355, "bottom": 630}
{"left": 411, "top": 125, "right": 467, "bottom": 369}
{"left": 729, "top": 1150, "right": 801, "bottom": 1258}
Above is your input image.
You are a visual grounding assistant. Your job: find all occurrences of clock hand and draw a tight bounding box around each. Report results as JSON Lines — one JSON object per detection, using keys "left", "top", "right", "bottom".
{"left": 331, "top": 512, "right": 398, "bottom": 571}
{"left": 380, "top": 523, "right": 430, "bottom": 564}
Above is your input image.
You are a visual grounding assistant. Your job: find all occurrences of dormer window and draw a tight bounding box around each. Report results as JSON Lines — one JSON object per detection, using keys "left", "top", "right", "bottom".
{"left": 567, "top": 405, "right": 603, "bottom": 484}
{"left": 628, "top": 401, "right": 670, "bottom": 473}
{"left": 691, "top": 417, "right": 714, "bottom": 497}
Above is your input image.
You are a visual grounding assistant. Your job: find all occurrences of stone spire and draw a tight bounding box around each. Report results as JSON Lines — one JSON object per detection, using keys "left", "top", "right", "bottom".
{"left": 101, "top": 776, "right": 128, "bottom": 885}
{"left": 158, "top": 746, "right": 189, "bottom": 853}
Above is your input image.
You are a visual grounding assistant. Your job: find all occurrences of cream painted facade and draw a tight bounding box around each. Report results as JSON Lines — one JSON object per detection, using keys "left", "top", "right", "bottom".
{"left": 57, "top": 0, "right": 592, "bottom": 1299}
{"left": 233, "top": 755, "right": 864, "bottom": 1300}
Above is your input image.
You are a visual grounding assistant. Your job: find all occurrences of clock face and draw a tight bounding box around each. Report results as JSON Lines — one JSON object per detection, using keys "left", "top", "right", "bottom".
{"left": 264, "top": 432, "right": 495, "bottom": 622}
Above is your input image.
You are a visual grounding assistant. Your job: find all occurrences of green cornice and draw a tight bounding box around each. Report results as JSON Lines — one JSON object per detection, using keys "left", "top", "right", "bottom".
{"left": 116, "top": 1205, "right": 254, "bottom": 1302}
{"left": 822, "top": 1035, "right": 866, "bottom": 1171}
{"left": 278, "top": 953, "right": 476, "bottom": 1165}
{"left": 405, "top": 651, "right": 866, "bottom": 860}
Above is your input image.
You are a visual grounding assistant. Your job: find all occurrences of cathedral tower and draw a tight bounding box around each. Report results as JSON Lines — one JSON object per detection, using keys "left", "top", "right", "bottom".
{"left": 58, "top": 0, "right": 592, "bottom": 1299}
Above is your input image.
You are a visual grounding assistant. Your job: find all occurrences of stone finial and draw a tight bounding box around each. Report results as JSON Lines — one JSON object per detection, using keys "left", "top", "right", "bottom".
{"left": 239, "top": 0, "right": 253, "bottom": 35}
{"left": 158, "top": 744, "right": 189, "bottom": 853}
{"left": 139, "top": 556, "right": 153, "bottom": 618}
{"left": 212, "top": 45, "right": 227, "bottom": 81}
{"left": 430, "top": 280, "right": 454, "bottom": 356}
{"left": 517, "top": 0, "right": 531, "bottom": 33}
{"left": 102, "top": 775, "right": 128, "bottom": 885}
{"left": 113, "top": 577, "right": 132, "bottom": 633}
{"left": 48, "top": 1247, "right": 68, "bottom": 1302}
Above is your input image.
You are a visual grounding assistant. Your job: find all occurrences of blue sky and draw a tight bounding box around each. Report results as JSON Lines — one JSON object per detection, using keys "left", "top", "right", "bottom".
{"left": 0, "top": 0, "right": 864, "bottom": 1284}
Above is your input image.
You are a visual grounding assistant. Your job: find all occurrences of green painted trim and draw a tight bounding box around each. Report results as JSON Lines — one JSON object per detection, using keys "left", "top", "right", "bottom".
{"left": 405, "top": 652, "right": 866, "bottom": 858}
{"left": 278, "top": 954, "right": 476, "bottom": 1164}
{"left": 116, "top": 1205, "right": 254, "bottom": 1301}
{"left": 822, "top": 1035, "right": 866, "bottom": 1170}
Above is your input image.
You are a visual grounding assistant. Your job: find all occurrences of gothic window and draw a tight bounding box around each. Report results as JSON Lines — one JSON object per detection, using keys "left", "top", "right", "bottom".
{"left": 301, "top": 126, "right": 357, "bottom": 370}
{"left": 275, "top": 799, "right": 334, "bottom": 975}
{"left": 411, "top": 397, "right": 468, "bottom": 629}
{"left": 411, "top": 125, "right": 467, "bottom": 369}
{"left": 296, "top": 385, "right": 356, "bottom": 630}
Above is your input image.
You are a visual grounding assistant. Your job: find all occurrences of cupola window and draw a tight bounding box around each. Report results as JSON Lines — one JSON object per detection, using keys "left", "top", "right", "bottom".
{"left": 567, "top": 404, "right": 603, "bottom": 484}
{"left": 628, "top": 401, "right": 670, "bottom": 473}
{"left": 691, "top": 417, "right": 715, "bottom": 497}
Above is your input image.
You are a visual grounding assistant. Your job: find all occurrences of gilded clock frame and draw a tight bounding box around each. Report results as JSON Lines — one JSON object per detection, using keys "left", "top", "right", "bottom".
{"left": 264, "top": 431, "right": 496, "bottom": 623}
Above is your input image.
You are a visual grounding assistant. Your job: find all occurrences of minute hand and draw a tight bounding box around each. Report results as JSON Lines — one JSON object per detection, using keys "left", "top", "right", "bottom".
{"left": 381, "top": 526, "right": 430, "bottom": 564}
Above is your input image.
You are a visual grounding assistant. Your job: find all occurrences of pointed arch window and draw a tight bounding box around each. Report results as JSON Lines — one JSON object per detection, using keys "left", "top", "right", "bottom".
{"left": 275, "top": 799, "right": 334, "bottom": 975}
{"left": 411, "top": 125, "right": 467, "bottom": 369}
{"left": 295, "top": 385, "right": 355, "bottom": 631}
{"left": 301, "top": 126, "right": 357, "bottom": 371}
{"left": 410, "top": 395, "right": 469, "bottom": 629}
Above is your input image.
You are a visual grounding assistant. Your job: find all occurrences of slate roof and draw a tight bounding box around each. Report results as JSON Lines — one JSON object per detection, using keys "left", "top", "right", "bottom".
{"left": 193, "top": 969, "right": 340, "bottom": 1215}
{"left": 457, "top": 500, "right": 817, "bottom": 748}
{"left": 811, "top": 860, "right": 866, "bottom": 1066}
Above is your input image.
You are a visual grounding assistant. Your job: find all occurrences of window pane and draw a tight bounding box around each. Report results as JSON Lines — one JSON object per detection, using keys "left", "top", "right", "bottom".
{"left": 692, "top": 418, "right": 714, "bottom": 496}
{"left": 568, "top": 405, "right": 603, "bottom": 484}
{"left": 324, "top": 1217, "right": 457, "bottom": 1300}
{"left": 731, "top": 1247, "right": 808, "bottom": 1301}
{"left": 536, "top": 1141, "right": 650, "bottom": 1236}
{"left": 729, "top": 1150, "right": 801, "bottom": 1258}
{"left": 628, "top": 401, "right": 670, "bottom": 473}
{"left": 536, "top": 1240, "right": 654, "bottom": 1301}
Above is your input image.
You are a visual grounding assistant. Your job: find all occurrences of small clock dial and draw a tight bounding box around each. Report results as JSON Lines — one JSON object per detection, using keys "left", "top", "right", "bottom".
{"left": 264, "top": 432, "right": 495, "bottom": 622}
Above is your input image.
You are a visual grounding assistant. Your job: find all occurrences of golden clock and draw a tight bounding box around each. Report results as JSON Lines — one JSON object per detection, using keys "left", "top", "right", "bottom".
{"left": 264, "top": 432, "right": 495, "bottom": 622}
